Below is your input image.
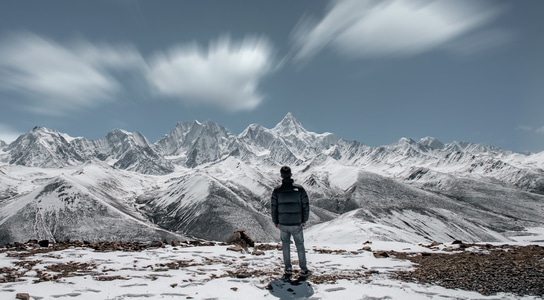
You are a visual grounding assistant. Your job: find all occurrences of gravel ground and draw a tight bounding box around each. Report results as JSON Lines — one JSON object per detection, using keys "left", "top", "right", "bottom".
{"left": 2, "top": 240, "right": 543, "bottom": 298}
{"left": 392, "top": 243, "right": 544, "bottom": 297}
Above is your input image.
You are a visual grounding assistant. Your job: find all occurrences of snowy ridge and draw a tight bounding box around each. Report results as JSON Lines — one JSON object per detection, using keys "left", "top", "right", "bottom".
{"left": 0, "top": 113, "right": 543, "bottom": 245}
{"left": 0, "top": 163, "right": 183, "bottom": 243}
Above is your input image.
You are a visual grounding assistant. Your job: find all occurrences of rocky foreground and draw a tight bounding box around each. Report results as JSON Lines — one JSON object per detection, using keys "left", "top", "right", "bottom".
{"left": 1, "top": 239, "right": 543, "bottom": 298}
{"left": 392, "top": 242, "right": 544, "bottom": 297}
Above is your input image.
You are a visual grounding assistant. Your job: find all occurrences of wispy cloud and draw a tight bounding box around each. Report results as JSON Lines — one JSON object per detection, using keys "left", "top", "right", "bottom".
{"left": 147, "top": 35, "right": 275, "bottom": 112}
{"left": 292, "top": 0, "right": 504, "bottom": 61}
{"left": 0, "top": 33, "right": 275, "bottom": 114}
{"left": 517, "top": 125, "right": 544, "bottom": 134}
{"left": 0, "top": 32, "right": 145, "bottom": 115}
{"left": 517, "top": 125, "right": 533, "bottom": 132}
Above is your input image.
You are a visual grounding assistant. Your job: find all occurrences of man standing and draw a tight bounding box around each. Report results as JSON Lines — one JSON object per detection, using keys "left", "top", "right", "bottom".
{"left": 271, "top": 166, "right": 311, "bottom": 281}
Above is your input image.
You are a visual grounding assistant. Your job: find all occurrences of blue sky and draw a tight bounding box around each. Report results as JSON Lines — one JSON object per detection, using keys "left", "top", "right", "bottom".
{"left": 0, "top": 0, "right": 543, "bottom": 153}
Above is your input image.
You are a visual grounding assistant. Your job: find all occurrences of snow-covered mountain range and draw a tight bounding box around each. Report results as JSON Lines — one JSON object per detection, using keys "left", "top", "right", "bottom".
{"left": 1, "top": 113, "right": 543, "bottom": 245}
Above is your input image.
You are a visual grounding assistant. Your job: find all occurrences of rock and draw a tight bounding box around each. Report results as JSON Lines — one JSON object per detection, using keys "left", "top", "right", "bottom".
{"left": 226, "top": 229, "right": 255, "bottom": 251}
{"left": 227, "top": 245, "right": 243, "bottom": 252}
{"left": 373, "top": 251, "right": 389, "bottom": 258}
{"left": 16, "top": 293, "right": 30, "bottom": 300}
{"left": 38, "top": 240, "right": 49, "bottom": 247}
{"left": 394, "top": 244, "right": 544, "bottom": 297}
{"left": 251, "top": 249, "right": 265, "bottom": 256}
{"left": 458, "top": 243, "right": 469, "bottom": 249}
{"left": 235, "top": 273, "right": 250, "bottom": 279}
{"left": 149, "top": 241, "right": 164, "bottom": 248}
{"left": 360, "top": 246, "right": 372, "bottom": 252}
{"left": 254, "top": 243, "right": 281, "bottom": 251}
{"left": 188, "top": 240, "right": 215, "bottom": 247}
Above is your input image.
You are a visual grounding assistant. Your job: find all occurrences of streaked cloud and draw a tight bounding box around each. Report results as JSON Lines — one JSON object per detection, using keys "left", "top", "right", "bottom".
{"left": 147, "top": 35, "right": 275, "bottom": 112}
{"left": 517, "top": 125, "right": 533, "bottom": 132}
{"left": 292, "top": 0, "right": 504, "bottom": 61}
{"left": 0, "top": 33, "right": 275, "bottom": 114}
{"left": 517, "top": 125, "right": 544, "bottom": 135}
{"left": 0, "top": 32, "right": 145, "bottom": 115}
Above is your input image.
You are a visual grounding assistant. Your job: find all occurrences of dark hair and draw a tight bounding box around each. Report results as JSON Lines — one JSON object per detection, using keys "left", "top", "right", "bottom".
{"left": 280, "top": 166, "right": 292, "bottom": 178}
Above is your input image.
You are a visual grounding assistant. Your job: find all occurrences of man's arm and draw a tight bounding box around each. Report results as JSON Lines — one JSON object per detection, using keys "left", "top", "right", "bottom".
{"left": 271, "top": 190, "right": 279, "bottom": 226}
{"left": 301, "top": 188, "right": 310, "bottom": 224}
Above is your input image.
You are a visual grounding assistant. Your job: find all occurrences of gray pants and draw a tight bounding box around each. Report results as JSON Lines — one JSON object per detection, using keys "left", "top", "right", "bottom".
{"left": 279, "top": 224, "right": 307, "bottom": 273}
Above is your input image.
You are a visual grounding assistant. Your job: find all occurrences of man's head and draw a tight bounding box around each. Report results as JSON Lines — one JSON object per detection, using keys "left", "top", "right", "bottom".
{"left": 280, "top": 166, "right": 292, "bottom": 179}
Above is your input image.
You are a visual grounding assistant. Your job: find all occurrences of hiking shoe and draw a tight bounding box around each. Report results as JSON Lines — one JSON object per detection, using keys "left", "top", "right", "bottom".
{"left": 281, "top": 273, "right": 292, "bottom": 282}
{"left": 300, "top": 269, "right": 312, "bottom": 277}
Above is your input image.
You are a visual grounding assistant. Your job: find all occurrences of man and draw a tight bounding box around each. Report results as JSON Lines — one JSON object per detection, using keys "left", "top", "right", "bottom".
{"left": 271, "top": 166, "right": 311, "bottom": 281}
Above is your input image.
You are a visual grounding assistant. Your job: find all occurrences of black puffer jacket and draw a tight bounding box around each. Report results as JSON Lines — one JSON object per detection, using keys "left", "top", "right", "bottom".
{"left": 271, "top": 179, "right": 310, "bottom": 226}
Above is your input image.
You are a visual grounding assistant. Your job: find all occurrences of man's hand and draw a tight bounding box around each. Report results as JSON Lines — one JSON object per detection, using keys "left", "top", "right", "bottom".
{"left": 302, "top": 223, "right": 306, "bottom": 227}
{"left": 275, "top": 223, "right": 279, "bottom": 228}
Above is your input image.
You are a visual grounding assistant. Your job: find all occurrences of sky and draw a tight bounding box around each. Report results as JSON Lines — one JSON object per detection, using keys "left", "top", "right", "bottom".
{"left": 0, "top": 0, "right": 543, "bottom": 153}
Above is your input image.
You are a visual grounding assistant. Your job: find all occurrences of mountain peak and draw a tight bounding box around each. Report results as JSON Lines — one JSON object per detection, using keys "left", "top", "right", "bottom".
{"left": 397, "top": 137, "right": 416, "bottom": 145}
{"left": 108, "top": 128, "right": 131, "bottom": 136}
{"left": 273, "top": 112, "right": 307, "bottom": 135}
{"left": 7, "top": 126, "right": 83, "bottom": 167}
{"left": 29, "top": 126, "right": 58, "bottom": 135}
{"left": 106, "top": 129, "right": 150, "bottom": 148}
{"left": 418, "top": 137, "right": 445, "bottom": 150}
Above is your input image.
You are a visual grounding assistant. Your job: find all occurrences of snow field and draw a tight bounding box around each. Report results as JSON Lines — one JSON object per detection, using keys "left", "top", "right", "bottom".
{"left": 1, "top": 239, "right": 541, "bottom": 300}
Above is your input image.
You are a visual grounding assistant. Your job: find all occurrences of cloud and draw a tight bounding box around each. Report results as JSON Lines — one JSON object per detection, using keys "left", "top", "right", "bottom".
{"left": 292, "top": 0, "right": 504, "bottom": 61}
{"left": 517, "top": 125, "right": 544, "bottom": 134}
{"left": 0, "top": 124, "right": 22, "bottom": 144}
{"left": 0, "top": 32, "right": 145, "bottom": 115}
{"left": 0, "top": 33, "right": 275, "bottom": 115}
{"left": 147, "top": 35, "right": 274, "bottom": 112}
{"left": 517, "top": 125, "right": 533, "bottom": 132}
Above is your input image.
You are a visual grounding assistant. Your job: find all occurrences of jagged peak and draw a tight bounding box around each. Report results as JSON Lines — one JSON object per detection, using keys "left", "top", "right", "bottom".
{"left": 172, "top": 120, "right": 202, "bottom": 130}
{"left": 108, "top": 128, "right": 132, "bottom": 136}
{"left": 247, "top": 123, "right": 264, "bottom": 130}
{"left": 273, "top": 112, "right": 307, "bottom": 135}
{"left": 279, "top": 112, "right": 301, "bottom": 125}
{"left": 447, "top": 141, "right": 494, "bottom": 152}
{"left": 105, "top": 129, "right": 151, "bottom": 148}
{"left": 418, "top": 137, "right": 445, "bottom": 150}
{"left": 239, "top": 123, "right": 266, "bottom": 137}
{"left": 106, "top": 128, "right": 147, "bottom": 140}
{"left": 14, "top": 126, "right": 74, "bottom": 144}
{"left": 174, "top": 119, "right": 225, "bottom": 132}
{"left": 29, "top": 126, "right": 60, "bottom": 135}
{"left": 397, "top": 137, "right": 416, "bottom": 145}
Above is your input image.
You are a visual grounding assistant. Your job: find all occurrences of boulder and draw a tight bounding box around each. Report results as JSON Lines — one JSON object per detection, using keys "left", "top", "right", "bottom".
{"left": 226, "top": 229, "right": 255, "bottom": 250}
